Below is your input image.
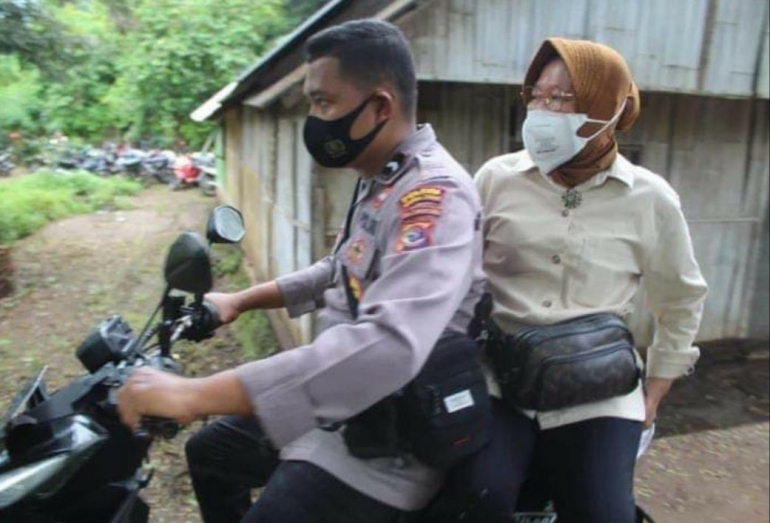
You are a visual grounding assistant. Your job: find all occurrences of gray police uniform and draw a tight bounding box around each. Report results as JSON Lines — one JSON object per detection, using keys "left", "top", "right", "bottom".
{"left": 235, "top": 124, "right": 485, "bottom": 510}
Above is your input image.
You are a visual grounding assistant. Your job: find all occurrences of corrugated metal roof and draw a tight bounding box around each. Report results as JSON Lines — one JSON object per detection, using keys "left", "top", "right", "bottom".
{"left": 193, "top": 0, "right": 418, "bottom": 120}
{"left": 194, "top": 0, "right": 770, "bottom": 121}
{"left": 401, "top": 0, "right": 770, "bottom": 98}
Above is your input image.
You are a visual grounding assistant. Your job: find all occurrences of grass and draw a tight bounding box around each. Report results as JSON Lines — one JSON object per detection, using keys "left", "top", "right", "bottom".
{"left": 212, "top": 246, "right": 279, "bottom": 361}
{"left": 0, "top": 170, "right": 142, "bottom": 245}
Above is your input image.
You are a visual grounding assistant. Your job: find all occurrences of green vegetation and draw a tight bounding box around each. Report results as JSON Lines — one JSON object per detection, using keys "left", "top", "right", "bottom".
{"left": 0, "top": 0, "right": 330, "bottom": 152}
{"left": 212, "top": 244, "right": 245, "bottom": 279}
{"left": 234, "top": 305, "right": 280, "bottom": 361}
{"left": 0, "top": 170, "right": 141, "bottom": 244}
{"left": 212, "top": 247, "right": 279, "bottom": 361}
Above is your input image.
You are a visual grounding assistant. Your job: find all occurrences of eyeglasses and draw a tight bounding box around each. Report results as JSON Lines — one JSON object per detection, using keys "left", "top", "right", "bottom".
{"left": 521, "top": 86, "right": 577, "bottom": 111}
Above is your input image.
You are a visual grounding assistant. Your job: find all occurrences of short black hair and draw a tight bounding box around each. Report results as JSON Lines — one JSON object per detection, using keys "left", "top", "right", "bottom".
{"left": 305, "top": 19, "right": 418, "bottom": 117}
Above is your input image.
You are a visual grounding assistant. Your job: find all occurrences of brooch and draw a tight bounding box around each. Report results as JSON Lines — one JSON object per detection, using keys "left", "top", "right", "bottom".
{"left": 562, "top": 189, "right": 583, "bottom": 210}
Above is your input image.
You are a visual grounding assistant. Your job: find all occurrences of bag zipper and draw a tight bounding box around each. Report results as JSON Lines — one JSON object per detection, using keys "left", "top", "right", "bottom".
{"left": 513, "top": 314, "right": 627, "bottom": 348}
{"left": 511, "top": 316, "right": 630, "bottom": 378}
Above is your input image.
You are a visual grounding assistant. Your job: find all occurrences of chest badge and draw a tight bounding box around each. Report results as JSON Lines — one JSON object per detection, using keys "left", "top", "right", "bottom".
{"left": 373, "top": 187, "right": 394, "bottom": 209}
{"left": 347, "top": 239, "right": 367, "bottom": 265}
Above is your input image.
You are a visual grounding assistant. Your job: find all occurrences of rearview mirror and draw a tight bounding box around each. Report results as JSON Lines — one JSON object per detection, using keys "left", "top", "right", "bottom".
{"left": 163, "top": 232, "right": 212, "bottom": 294}
{"left": 206, "top": 205, "right": 245, "bottom": 244}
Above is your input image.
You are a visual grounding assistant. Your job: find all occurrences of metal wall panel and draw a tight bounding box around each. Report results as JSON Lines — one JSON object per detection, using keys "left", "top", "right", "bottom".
{"left": 293, "top": 115, "right": 315, "bottom": 340}
{"left": 400, "top": 0, "right": 769, "bottom": 99}
{"left": 272, "top": 117, "right": 296, "bottom": 282}
{"left": 701, "top": 0, "right": 769, "bottom": 96}
{"left": 759, "top": 17, "right": 770, "bottom": 98}
{"left": 417, "top": 82, "right": 508, "bottom": 174}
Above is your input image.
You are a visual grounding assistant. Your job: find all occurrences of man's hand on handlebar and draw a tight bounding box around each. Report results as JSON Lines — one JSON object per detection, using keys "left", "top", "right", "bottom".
{"left": 117, "top": 367, "right": 200, "bottom": 431}
{"left": 203, "top": 292, "right": 242, "bottom": 325}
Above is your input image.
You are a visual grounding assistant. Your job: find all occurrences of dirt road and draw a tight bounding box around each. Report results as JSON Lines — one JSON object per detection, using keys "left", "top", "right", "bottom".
{"left": 0, "top": 186, "right": 245, "bottom": 522}
{"left": 0, "top": 186, "right": 767, "bottom": 522}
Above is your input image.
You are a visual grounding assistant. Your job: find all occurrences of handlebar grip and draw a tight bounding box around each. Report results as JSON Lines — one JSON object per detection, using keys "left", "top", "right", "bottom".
{"left": 179, "top": 301, "right": 221, "bottom": 343}
{"left": 201, "top": 301, "right": 222, "bottom": 331}
{"left": 140, "top": 415, "right": 180, "bottom": 440}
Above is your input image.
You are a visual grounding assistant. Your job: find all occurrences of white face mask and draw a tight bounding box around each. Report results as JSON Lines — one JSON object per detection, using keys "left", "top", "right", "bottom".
{"left": 522, "top": 101, "right": 627, "bottom": 175}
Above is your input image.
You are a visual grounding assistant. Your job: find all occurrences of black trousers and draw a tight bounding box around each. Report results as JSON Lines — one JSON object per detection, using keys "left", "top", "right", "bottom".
{"left": 185, "top": 416, "right": 280, "bottom": 523}
{"left": 424, "top": 399, "right": 643, "bottom": 523}
{"left": 185, "top": 416, "right": 413, "bottom": 523}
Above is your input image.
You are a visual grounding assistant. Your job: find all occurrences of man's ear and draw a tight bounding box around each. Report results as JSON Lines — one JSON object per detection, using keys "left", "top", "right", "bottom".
{"left": 373, "top": 89, "right": 396, "bottom": 122}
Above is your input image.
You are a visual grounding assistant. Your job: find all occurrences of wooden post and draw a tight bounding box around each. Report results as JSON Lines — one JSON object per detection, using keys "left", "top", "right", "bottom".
{"left": 0, "top": 245, "right": 13, "bottom": 298}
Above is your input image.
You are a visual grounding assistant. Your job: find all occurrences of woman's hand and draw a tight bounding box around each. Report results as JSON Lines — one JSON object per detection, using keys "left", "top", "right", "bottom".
{"left": 643, "top": 377, "right": 674, "bottom": 429}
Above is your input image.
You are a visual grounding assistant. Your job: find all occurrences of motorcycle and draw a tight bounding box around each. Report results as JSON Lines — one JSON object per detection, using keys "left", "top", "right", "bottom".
{"left": 0, "top": 151, "right": 14, "bottom": 177}
{"left": 55, "top": 148, "right": 84, "bottom": 171}
{"left": 80, "top": 148, "right": 118, "bottom": 178}
{"left": 172, "top": 152, "right": 217, "bottom": 196}
{"left": 0, "top": 205, "right": 246, "bottom": 522}
{"left": 115, "top": 149, "right": 148, "bottom": 180}
{"left": 141, "top": 150, "right": 176, "bottom": 185}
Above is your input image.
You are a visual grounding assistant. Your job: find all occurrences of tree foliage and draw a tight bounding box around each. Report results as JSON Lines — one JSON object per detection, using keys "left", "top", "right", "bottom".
{"left": 0, "top": 0, "right": 318, "bottom": 148}
{"left": 0, "top": 0, "right": 72, "bottom": 77}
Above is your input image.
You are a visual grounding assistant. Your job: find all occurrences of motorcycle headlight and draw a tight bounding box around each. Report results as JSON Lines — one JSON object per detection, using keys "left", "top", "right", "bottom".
{"left": 0, "top": 454, "right": 68, "bottom": 509}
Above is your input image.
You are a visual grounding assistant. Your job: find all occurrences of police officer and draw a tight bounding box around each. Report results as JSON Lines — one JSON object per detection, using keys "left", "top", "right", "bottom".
{"left": 117, "top": 19, "right": 485, "bottom": 523}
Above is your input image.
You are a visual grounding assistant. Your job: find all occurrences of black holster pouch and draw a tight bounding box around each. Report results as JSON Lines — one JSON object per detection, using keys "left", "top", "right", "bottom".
{"left": 343, "top": 331, "right": 491, "bottom": 469}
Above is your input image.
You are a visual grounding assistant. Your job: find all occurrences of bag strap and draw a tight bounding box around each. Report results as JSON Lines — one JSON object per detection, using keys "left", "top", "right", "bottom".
{"left": 336, "top": 179, "right": 363, "bottom": 319}
{"left": 468, "top": 292, "right": 493, "bottom": 340}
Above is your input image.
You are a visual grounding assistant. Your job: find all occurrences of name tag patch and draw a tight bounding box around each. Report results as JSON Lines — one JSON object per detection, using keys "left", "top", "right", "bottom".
{"left": 443, "top": 389, "right": 475, "bottom": 413}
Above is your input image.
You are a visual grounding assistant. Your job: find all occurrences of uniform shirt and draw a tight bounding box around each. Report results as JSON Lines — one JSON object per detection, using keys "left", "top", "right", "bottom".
{"left": 475, "top": 150, "right": 708, "bottom": 430}
{"left": 235, "top": 125, "right": 485, "bottom": 510}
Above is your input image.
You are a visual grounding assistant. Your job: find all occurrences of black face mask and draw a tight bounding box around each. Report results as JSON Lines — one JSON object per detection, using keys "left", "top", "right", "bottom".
{"left": 303, "top": 97, "right": 388, "bottom": 168}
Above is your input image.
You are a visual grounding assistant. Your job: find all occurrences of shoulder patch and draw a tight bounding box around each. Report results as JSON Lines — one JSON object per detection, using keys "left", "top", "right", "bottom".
{"left": 395, "top": 185, "right": 446, "bottom": 253}
{"left": 400, "top": 186, "right": 444, "bottom": 208}
{"left": 396, "top": 220, "right": 436, "bottom": 253}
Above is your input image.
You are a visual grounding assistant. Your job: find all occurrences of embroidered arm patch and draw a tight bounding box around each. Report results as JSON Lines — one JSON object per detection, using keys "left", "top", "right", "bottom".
{"left": 396, "top": 186, "right": 445, "bottom": 253}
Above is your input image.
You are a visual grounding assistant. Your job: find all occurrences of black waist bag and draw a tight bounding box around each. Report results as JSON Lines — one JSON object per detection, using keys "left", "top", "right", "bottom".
{"left": 343, "top": 331, "right": 491, "bottom": 469}
{"left": 486, "top": 313, "right": 641, "bottom": 412}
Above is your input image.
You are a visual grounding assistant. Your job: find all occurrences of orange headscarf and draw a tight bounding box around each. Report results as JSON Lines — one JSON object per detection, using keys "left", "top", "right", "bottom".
{"left": 523, "top": 38, "right": 641, "bottom": 187}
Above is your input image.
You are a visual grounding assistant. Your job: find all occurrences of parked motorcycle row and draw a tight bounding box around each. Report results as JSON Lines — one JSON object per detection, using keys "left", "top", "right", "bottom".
{"left": 7, "top": 144, "right": 218, "bottom": 196}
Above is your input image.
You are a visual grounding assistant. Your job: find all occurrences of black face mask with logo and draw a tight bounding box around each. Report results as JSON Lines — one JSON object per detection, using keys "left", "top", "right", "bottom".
{"left": 303, "top": 97, "right": 388, "bottom": 168}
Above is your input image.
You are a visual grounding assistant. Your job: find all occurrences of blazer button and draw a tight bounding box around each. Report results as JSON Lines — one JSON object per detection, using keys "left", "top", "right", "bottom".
{"left": 542, "top": 300, "right": 553, "bottom": 308}
{"left": 552, "top": 254, "right": 561, "bottom": 264}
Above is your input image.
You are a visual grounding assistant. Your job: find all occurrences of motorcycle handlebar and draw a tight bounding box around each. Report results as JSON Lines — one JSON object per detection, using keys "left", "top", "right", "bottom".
{"left": 174, "top": 301, "right": 221, "bottom": 343}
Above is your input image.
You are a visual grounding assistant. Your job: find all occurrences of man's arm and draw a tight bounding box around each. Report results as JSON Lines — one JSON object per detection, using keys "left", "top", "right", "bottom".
{"left": 117, "top": 367, "right": 253, "bottom": 431}
{"left": 235, "top": 176, "right": 481, "bottom": 447}
{"left": 205, "top": 256, "right": 336, "bottom": 324}
{"left": 205, "top": 282, "right": 284, "bottom": 324}
{"left": 117, "top": 177, "right": 480, "bottom": 443}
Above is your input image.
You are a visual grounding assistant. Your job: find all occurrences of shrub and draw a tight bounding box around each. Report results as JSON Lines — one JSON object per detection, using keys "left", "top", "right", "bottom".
{"left": 0, "top": 170, "right": 141, "bottom": 244}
